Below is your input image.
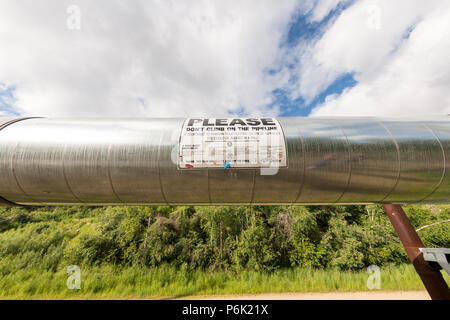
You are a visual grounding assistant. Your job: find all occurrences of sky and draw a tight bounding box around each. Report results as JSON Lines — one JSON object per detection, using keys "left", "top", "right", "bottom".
{"left": 0, "top": 0, "right": 449, "bottom": 118}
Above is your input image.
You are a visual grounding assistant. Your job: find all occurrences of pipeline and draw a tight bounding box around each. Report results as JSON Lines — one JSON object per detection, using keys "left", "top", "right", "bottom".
{"left": 1, "top": 116, "right": 450, "bottom": 206}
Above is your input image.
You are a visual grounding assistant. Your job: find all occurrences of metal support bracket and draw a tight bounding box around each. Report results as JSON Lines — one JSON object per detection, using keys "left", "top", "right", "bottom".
{"left": 420, "top": 248, "right": 450, "bottom": 275}
{"left": 383, "top": 204, "right": 450, "bottom": 300}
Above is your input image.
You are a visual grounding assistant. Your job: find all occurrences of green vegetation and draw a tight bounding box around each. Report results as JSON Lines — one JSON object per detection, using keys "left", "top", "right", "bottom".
{"left": 0, "top": 204, "right": 449, "bottom": 298}
{"left": 2, "top": 264, "right": 445, "bottom": 299}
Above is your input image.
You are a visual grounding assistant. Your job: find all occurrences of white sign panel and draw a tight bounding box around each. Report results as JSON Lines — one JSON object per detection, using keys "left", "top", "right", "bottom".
{"left": 178, "top": 118, "right": 287, "bottom": 169}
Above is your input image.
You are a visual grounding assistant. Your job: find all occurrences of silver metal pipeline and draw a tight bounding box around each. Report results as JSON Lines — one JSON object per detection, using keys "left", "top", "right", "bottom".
{"left": 1, "top": 116, "right": 450, "bottom": 206}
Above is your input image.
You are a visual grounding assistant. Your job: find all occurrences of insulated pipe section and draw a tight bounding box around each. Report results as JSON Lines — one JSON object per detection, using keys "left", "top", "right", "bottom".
{"left": 0, "top": 117, "right": 41, "bottom": 205}
{"left": 0, "top": 117, "right": 450, "bottom": 206}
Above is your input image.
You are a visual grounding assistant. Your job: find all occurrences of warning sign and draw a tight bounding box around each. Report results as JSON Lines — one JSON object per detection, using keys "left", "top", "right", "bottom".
{"left": 178, "top": 118, "right": 287, "bottom": 169}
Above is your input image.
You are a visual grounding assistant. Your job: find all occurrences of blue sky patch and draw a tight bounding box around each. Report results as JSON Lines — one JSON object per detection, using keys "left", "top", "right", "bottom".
{"left": 276, "top": 73, "right": 357, "bottom": 117}
{"left": 0, "top": 85, "right": 19, "bottom": 116}
{"left": 282, "top": 0, "right": 354, "bottom": 48}
{"left": 271, "top": 1, "right": 357, "bottom": 117}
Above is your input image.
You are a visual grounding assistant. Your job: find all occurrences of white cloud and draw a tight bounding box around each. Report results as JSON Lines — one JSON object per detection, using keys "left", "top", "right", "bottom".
{"left": 0, "top": 0, "right": 298, "bottom": 117}
{"left": 1, "top": 1, "right": 448, "bottom": 118}
{"left": 307, "top": 0, "right": 450, "bottom": 116}
{"left": 308, "top": 0, "right": 352, "bottom": 22}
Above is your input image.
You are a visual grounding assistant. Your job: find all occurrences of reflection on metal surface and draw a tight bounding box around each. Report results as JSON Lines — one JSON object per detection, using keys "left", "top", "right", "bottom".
{"left": 381, "top": 121, "right": 443, "bottom": 202}
{"left": 0, "top": 117, "right": 41, "bottom": 205}
{"left": 0, "top": 117, "right": 450, "bottom": 205}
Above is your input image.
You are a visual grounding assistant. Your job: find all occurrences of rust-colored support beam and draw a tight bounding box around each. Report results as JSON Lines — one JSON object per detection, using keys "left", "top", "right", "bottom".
{"left": 383, "top": 204, "right": 450, "bottom": 300}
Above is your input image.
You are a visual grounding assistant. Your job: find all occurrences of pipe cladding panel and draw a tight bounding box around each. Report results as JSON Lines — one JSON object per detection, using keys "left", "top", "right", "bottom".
{"left": 1, "top": 116, "right": 449, "bottom": 205}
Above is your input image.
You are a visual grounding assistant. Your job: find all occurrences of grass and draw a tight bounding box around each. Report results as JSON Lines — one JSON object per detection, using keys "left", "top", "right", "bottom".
{"left": 1, "top": 264, "right": 447, "bottom": 299}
